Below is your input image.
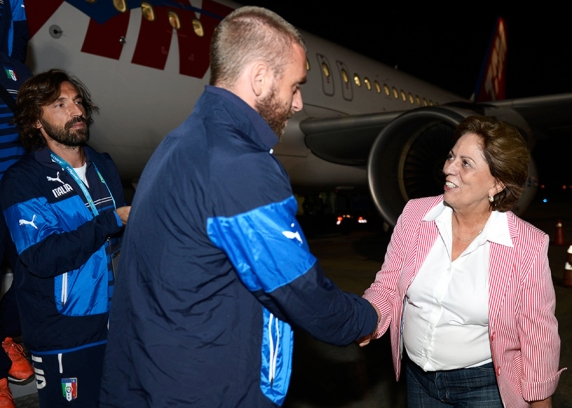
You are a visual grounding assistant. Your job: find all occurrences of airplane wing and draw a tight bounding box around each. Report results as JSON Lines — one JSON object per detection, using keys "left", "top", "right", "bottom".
{"left": 490, "top": 93, "right": 572, "bottom": 133}
{"left": 300, "top": 111, "right": 403, "bottom": 166}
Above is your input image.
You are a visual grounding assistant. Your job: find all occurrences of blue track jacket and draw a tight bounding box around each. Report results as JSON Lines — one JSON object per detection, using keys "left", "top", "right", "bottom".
{"left": 100, "top": 86, "right": 378, "bottom": 407}
{"left": 0, "top": 146, "right": 124, "bottom": 354}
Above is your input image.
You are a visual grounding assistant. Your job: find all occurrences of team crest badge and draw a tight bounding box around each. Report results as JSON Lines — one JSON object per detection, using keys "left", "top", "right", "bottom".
{"left": 3, "top": 68, "right": 17, "bottom": 81}
{"left": 61, "top": 378, "right": 77, "bottom": 401}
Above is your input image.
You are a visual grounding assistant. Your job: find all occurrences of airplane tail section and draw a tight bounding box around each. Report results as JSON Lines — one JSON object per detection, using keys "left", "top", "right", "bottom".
{"left": 472, "top": 17, "right": 507, "bottom": 102}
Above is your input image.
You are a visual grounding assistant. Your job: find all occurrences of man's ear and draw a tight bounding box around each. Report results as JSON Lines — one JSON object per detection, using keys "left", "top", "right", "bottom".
{"left": 251, "top": 61, "right": 272, "bottom": 98}
{"left": 35, "top": 120, "right": 42, "bottom": 129}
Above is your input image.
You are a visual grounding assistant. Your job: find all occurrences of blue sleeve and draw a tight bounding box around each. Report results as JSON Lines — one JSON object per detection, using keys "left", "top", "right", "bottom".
{"left": 207, "top": 195, "right": 377, "bottom": 346}
{"left": 3, "top": 197, "right": 122, "bottom": 278}
{"left": 7, "top": 0, "right": 28, "bottom": 63}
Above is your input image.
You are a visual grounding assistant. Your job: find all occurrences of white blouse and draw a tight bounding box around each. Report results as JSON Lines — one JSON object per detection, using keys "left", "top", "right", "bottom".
{"left": 403, "top": 203, "right": 512, "bottom": 371}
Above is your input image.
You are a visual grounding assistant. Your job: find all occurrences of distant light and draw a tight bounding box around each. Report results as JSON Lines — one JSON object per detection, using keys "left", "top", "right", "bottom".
{"left": 543, "top": 198, "right": 548, "bottom": 203}
{"left": 358, "top": 216, "right": 367, "bottom": 224}
{"left": 540, "top": 184, "right": 545, "bottom": 189}
{"left": 563, "top": 185, "right": 567, "bottom": 190}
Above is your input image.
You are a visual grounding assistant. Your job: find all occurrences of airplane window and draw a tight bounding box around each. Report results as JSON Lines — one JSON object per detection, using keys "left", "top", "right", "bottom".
{"left": 353, "top": 74, "right": 361, "bottom": 87}
{"left": 384, "top": 84, "right": 390, "bottom": 96}
{"left": 141, "top": 3, "right": 154, "bottom": 21}
{"left": 400, "top": 90, "right": 406, "bottom": 101}
{"left": 192, "top": 18, "right": 204, "bottom": 36}
{"left": 341, "top": 68, "right": 349, "bottom": 83}
{"left": 113, "top": 0, "right": 127, "bottom": 12}
{"left": 168, "top": 11, "right": 181, "bottom": 30}
{"left": 374, "top": 81, "right": 381, "bottom": 93}
{"left": 306, "top": 58, "right": 310, "bottom": 71}
{"left": 364, "top": 77, "right": 371, "bottom": 90}
{"left": 408, "top": 93, "right": 414, "bottom": 104}
{"left": 416, "top": 95, "right": 421, "bottom": 105}
{"left": 392, "top": 87, "right": 398, "bottom": 99}
{"left": 429, "top": 100, "right": 434, "bottom": 106}
{"left": 423, "top": 98, "right": 428, "bottom": 106}
{"left": 321, "top": 62, "right": 330, "bottom": 78}
{"left": 86, "top": 0, "right": 96, "bottom": 3}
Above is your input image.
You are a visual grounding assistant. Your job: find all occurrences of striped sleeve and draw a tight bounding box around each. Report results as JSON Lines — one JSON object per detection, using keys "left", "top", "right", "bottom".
{"left": 516, "top": 233, "right": 564, "bottom": 401}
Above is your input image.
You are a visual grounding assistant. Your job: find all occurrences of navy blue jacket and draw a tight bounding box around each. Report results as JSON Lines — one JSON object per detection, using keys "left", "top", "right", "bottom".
{"left": 0, "top": 146, "right": 124, "bottom": 353}
{"left": 100, "top": 86, "right": 377, "bottom": 407}
{"left": 0, "top": 51, "right": 31, "bottom": 180}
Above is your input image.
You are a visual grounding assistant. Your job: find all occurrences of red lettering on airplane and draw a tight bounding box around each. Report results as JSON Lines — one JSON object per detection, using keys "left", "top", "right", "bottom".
{"left": 176, "top": 1, "right": 233, "bottom": 78}
{"left": 26, "top": 0, "right": 63, "bottom": 38}
{"left": 82, "top": 12, "right": 129, "bottom": 61}
{"left": 25, "top": 0, "right": 233, "bottom": 79}
{"left": 131, "top": 6, "right": 173, "bottom": 71}
{"left": 132, "top": 0, "right": 232, "bottom": 78}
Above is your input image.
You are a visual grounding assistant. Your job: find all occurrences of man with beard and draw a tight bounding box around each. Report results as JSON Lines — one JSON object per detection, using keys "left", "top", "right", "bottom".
{"left": 0, "top": 69, "right": 130, "bottom": 407}
{"left": 100, "top": 7, "right": 378, "bottom": 408}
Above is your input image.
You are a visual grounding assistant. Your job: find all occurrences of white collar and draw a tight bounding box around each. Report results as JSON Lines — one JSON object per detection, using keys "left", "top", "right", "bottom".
{"left": 423, "top": 201, "right": 513, "bottom": 247}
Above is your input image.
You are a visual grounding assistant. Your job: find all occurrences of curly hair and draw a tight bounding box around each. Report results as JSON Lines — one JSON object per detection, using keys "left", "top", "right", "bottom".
{"left": 453, "top": 116, "right": 530, "bottom": 212}
{"left": 15, "top": 69, "right": 98, "bottom": 151}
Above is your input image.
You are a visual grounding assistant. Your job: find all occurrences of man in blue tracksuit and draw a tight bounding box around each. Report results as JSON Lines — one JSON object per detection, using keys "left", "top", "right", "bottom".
{"left": 0, "top": 49, "right": 33, "bottom": 408}
{"left": 1, "top": 69, "right": 130, "bottom": 407}
{"left": 0, "top": 2, "right": 34, "bottom": 404}
{"left": 100, "top": 6, "right": 378, "bottom": 408}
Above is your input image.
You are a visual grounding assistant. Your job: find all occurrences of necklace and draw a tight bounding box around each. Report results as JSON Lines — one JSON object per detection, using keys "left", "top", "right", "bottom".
{"left": 452, "top": 228, "right": 483, "bottom": 242}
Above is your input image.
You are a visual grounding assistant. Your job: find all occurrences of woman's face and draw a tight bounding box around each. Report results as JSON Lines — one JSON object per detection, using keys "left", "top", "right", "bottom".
{"left": 443, "top": 132, "right": 502, "bottom": 213}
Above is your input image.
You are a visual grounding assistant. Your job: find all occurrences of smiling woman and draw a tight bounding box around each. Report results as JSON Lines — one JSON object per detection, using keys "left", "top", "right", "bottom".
{"left": 362, "top": 116, "right": 564, "bottom": 408}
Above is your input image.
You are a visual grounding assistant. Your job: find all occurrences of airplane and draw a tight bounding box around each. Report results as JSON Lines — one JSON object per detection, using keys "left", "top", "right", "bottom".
{"left": 22, "top": 0, "right": 572, "bottom": 227}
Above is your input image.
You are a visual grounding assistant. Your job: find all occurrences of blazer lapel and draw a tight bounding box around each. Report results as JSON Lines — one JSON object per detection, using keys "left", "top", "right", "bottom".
{"left": 404, "top": 220, "right": 439, "bottom": 289}
{"left": 488, "top": 213, "right": 519, "bottom": 328}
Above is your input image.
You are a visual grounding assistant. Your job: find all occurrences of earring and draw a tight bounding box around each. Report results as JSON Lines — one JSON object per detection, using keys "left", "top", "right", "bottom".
{"left": 489, "top": 196, "right": 494, "bottom": 202}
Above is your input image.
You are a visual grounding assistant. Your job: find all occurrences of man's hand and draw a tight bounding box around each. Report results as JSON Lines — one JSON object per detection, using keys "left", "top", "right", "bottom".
{"left": 358, "top": 301, "right": 381, "bottom": 347}
{"left": 116, "top": 206, "right": 131, "bottom": 225}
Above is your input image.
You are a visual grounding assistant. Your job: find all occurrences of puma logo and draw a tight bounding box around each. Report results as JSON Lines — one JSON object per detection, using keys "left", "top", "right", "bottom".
{"left": 46, "top": 172, "right": 64, "bottom": 184}
{"left": 19, "top": 214, "right": 38, "bottom": 229}
{"left": 282, "top": 223, "right": 303, "bottom": 244}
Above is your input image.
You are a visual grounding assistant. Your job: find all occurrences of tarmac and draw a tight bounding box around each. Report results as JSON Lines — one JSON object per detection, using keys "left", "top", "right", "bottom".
{"left": 8, "top": 195, "right": 572, "bottom": 407}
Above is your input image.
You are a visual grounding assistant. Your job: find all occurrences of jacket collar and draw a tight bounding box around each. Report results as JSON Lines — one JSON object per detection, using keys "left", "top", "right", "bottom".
{"left": 34, "top": 145, "right": 93, "bottom": 170}
{"left": 204, "top": 85, "right": 279, "bottom": 151}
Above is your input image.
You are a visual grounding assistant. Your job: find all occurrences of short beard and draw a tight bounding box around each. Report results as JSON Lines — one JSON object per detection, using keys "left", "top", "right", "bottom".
{"left": 41, "top": 116, "right": 89, "bottom": 147}
{"left": 255, "top": 86, "right": 293, "bottom": 140}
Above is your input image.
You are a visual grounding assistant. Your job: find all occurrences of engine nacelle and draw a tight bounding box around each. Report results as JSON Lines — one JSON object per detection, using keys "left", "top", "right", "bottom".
{"left": 367, "top": 106, "right": 538, "bottom": 226}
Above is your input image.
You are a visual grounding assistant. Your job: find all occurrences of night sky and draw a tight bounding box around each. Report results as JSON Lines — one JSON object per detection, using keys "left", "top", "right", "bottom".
{"left": 238, "top": 3, "right": 572, "bottom": 188}
{"left": 238, "top": 3, "right": 572, "bottom": 99}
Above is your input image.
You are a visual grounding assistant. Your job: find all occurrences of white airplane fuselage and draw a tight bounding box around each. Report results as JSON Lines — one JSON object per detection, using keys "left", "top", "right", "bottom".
{"left": 26, "top": 1, "right": 464, "bottom": 187}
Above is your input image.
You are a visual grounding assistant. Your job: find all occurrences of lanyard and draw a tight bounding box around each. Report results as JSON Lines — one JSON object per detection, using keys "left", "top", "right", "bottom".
{"left": 50, "top": 152, "right": 116, "bottom": 217}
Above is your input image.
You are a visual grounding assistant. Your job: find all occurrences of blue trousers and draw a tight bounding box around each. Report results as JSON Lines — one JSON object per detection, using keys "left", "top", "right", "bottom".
{"left": 32, "top": 343, "right": 106, "bottom": 407}
{"left": 405, "top": 354, "right": 502, "bottom": 407}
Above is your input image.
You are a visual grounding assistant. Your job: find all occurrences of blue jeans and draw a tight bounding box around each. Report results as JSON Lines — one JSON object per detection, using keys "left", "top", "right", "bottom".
{"left": 405, "top": 354, "right": 502, "bottom": 407}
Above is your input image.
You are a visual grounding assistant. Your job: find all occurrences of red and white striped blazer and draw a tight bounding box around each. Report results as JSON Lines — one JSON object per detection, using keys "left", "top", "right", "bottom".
{"left": 363, "top": 195, "right": 565, "bottom": 407}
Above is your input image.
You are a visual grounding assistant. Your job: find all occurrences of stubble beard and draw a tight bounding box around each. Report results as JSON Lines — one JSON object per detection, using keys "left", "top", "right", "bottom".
{"left": 256, "top": 85, "right": 294, "bottom": 140}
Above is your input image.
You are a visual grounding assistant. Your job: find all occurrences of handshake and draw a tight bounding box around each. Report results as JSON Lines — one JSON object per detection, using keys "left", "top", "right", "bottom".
{"left": 357, "top": 301, "right": 381, "bottom": 347}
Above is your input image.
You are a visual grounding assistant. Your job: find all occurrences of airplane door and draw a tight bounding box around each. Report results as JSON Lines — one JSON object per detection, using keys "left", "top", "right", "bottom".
{"left": 316, "top": 54, "right": 334, "bottom": 96}
{"left": 336, "top": 61, "right": 353, "bottom": 101}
